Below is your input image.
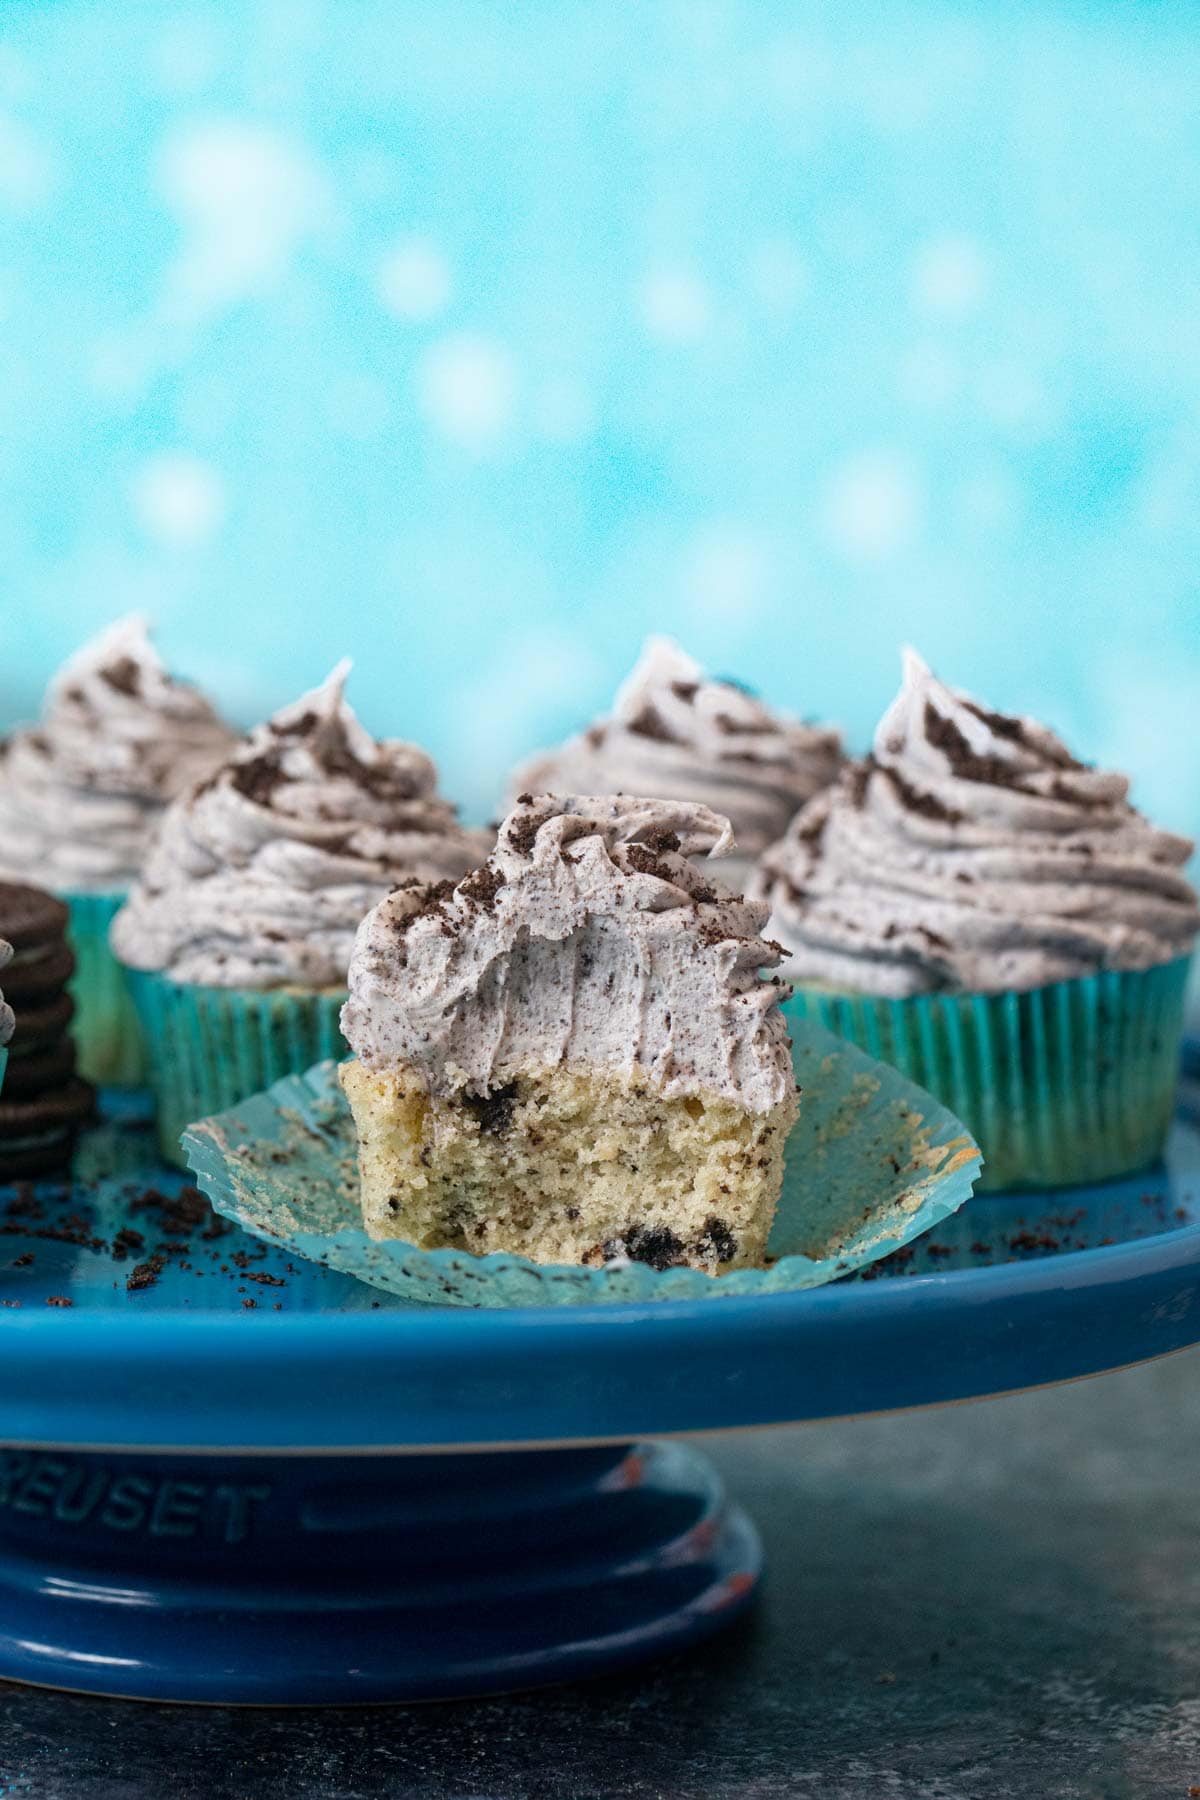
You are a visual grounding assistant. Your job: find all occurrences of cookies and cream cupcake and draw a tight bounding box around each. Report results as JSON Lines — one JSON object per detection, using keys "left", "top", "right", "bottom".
{"left": 0, "top": 616, "right": 236, "bottom": 1082}
{"left": 0, "top": 616, "right": 235, "bottom": 893}
{"left": 510, "top": 637, "right": 842, "bottom": 892}
{"left": 757, "top": 649, "right": 1200, "bottom": 1188}
{"left": 340, "top": 794, "right": 799, "bottom": 1272}
{"left": 112, "top": 663, "right": 491, "bottom": 1163}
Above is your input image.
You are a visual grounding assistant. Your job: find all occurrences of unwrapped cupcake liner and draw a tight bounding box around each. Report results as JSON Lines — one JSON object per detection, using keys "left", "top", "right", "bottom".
{"left": 785, "top": 956, "right": 1191, "bottom": 1192}
{"left": 181, "top": 1020, "right": 982, "bottom": 1309}
{"left": 126, "top": 969, "right": 348, "bottom": 1167}
{"left": 65, "top": 891, "right": 146, "bottom": 1087}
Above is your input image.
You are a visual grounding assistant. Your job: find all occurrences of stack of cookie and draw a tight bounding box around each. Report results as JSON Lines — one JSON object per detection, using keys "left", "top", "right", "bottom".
{"left": 0, "top": 882, "right": 95, "bottom": 1179}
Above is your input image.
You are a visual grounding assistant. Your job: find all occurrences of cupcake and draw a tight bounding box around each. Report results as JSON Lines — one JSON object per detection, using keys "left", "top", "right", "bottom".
{"left": 111, "top": 662, "right": 491, "bottom": 1164}
{"left": 757, "top": 649, "right": 1200, "bottom": 1190}
{"left": 511, "top": 636, "right": 842, "bottom": 892}
{"left": 0, "top": 616, "right": 236, "bottom": 1083}
{"left": 339, "top": 794, "right": 799, "bottom": 1273}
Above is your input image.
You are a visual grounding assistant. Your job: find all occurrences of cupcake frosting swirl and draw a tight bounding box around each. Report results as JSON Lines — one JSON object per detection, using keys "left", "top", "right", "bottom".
{"left": 756, "top": 649, "right": 1200, "bottom": 996}
{"left": 111, "top": 664, "right": 491, "bottom": 989}
{"left": 341, "top": 792, "right": 795, "bottom": 1112}
{"left": 0, "top": 615, "right": 237, "bottom": 893}
{"left": 511, "top": 637, "right": 842, "bottom": 878}
{"left": 0, "top": 940, "right": 13, "bottom": 1047}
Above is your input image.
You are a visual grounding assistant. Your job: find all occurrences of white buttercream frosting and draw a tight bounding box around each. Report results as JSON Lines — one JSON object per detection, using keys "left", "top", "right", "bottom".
{"left": 511, "top": 637, "right": 842, "bottom": 884}
{"left": 756, "top": 649, "right": 1200, "bottom": 996}
{"left": 0, "top": 616, "right": 237, "bottom": 893}
{"left": 341, "top": 793, "right": 795, "bottom": 1113}
{"left": 111, "top": 664, "right": 491, "bottom": 989}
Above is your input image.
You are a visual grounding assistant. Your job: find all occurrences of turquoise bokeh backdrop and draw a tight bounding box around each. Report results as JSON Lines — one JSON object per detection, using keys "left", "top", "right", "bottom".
{"left": 1, "top": 0, "right": 1198, "bottom": 830}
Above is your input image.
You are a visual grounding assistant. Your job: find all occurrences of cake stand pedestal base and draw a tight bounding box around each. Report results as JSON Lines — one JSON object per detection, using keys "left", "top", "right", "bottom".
{"left": 0, "top": 1439, "right": 760, "bottom": 1704}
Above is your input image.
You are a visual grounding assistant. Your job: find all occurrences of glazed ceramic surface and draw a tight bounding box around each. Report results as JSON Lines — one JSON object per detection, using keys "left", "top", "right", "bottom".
{"left": 2, "top": 1070, "right": 1199, "bottom": 1701}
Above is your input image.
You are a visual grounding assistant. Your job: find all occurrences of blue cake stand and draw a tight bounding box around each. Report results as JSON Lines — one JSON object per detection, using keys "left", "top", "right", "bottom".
{"left": 2, "top": 1071, "right": 1200, "bottom": 1706}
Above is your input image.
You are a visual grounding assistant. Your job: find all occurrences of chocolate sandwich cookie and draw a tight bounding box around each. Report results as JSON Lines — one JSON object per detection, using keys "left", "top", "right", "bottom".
{"left": 0, "top": 1036, "right": 77, "bottom": 1098}
{"left": 0, "top": 881, "right": 94, "bottom": 1181}
{"left": 0, "top": 883, "right": 69, "bottom": 952}
{"left": 0, "top": 1078, "right": 96, "bottom": 1179}
{"left": 6, "top": 989, "right": 75, "bottom": 1054}
{"left": 0, "top": 939, "right": 75, "bottom": 1005}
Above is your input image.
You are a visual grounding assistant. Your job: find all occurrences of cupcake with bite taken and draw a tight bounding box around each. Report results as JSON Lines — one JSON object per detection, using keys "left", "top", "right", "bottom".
{"left": 511, "top": 636, "right": 843, "bottom": 893}
{"left": 340, "top": 794, "right": 799, "bottom": 1272}
{"left": 111, "top": 662, "right": 491, "bottom": 1164}
{"left": 0, "top": 616, "right": 236, "bottom": 1083}
{"left": 756, "top": 649, "right": 1199, "bottom": 1189}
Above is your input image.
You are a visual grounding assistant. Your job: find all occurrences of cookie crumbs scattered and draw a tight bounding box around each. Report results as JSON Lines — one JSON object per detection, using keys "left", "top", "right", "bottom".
{"left": 126, "top": 1254, "right": 168, "bottom": 1293}
{"left": 1009, "top": 1229, "right": 1060, "bottom": 1253}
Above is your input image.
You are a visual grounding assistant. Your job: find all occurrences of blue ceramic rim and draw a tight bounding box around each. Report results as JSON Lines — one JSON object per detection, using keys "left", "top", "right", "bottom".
{"left": 0, "top": 1227, "right": 1196, "bottom": 1456}
{"left": 2, "top": 1195, "right": 1198, "bottom": 1450}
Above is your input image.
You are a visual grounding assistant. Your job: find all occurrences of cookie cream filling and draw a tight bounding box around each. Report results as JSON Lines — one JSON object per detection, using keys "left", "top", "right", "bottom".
{"left": 511, "top": 637, "right": 842, "bottom": 880}
{"left": 0, "top": 941, "right": 12, "bottom": 1047}
{"left": 756, "top": 649, "right": 1200, "bottom": 996}
{"left": 0, "top": 616, "right": 237, "bottom": 893}
{"left": 110, "top": 664, "right": 491, "bottom": 989}
{"left": 341, "top": 793, "right": 795, "bottom": 1113}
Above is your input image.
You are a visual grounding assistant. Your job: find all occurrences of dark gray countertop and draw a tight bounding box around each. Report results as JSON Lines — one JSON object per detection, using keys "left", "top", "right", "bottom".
{"left": 4, "top": 1350, "right": 1200, "bottom": 1800}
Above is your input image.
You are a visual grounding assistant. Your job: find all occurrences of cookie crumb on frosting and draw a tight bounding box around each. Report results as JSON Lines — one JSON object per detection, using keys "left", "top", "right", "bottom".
{"left": 508, "top": 637, "right": 843, "bottom": 888}
{"left": 110, "top": 663, "right": 491, "bottom": 989}
{"left": 756, "top": 648, "right": 1200, "bottom": 997}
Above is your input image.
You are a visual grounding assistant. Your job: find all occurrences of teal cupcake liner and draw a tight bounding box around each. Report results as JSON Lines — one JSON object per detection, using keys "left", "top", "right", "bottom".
{"left": 785, "top": 957, "right": 1192, "bottom": 1192}
{"left": 0, "top": 1046, "right": 7, "bottom": 1096}
{"left": 125, "top": 969, "right": 348, "bottom": 1167}
{"left": 182, "top": 1022, "right": 983, "bottom": 1309}
{"left": 64, "top": 891, "right": 146, "bottom": 1087}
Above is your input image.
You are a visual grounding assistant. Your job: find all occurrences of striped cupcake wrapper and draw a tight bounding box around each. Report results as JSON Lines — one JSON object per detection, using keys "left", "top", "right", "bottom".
{"left": 64, "top": 891, "right": 146, "bottom": 1087}
{"left": 784, "top": 957, "right": 1192, "bottom": 1191}
{"left": 125, "top": 969, "right": 349, "bottom": 1168}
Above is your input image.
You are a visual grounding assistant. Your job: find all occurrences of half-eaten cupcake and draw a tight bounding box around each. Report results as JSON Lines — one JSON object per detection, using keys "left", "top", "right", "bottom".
{"left": 339, "top": 795, "right": 799, "bottom": 1273}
